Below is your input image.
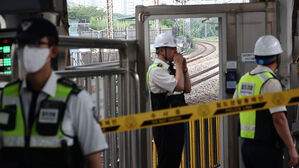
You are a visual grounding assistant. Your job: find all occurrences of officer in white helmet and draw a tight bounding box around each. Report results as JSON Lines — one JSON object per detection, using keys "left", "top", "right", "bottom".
{"left": 233, "top": 35, "right": 298, "bottom": 167}
{"left": 147, "top": 33, "right": 191, "bottom": 168}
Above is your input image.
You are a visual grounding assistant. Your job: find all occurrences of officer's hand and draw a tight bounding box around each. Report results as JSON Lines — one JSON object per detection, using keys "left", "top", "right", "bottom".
{"left": 174, "top": 53, "right": 183, "bottom": 65}
{"left": 288, "top": 147, "right": 298, "bottom": 167}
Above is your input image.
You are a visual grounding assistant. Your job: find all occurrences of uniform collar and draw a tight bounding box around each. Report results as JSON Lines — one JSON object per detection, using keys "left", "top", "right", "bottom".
{"left": 250, "top": 65, "right": 277, "bottom": 77}
{"left": 21, "top": 72, "right": 60, "bottom": 97}
{"left": 153, "top": 58, "right": 170, "bottom": 69}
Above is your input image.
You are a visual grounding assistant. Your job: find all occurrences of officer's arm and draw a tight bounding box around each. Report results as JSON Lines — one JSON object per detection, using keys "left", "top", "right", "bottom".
{"left": 85, "top": 151, "right": 103, "bottom": 168}
{"left": 182, "top": 58, "right": 191, "bottom": 93}
{"left": 174, "top": 54, "right": 184, "bottom": 91}
{"left": 183, "top": 71, "right": 191, "bottom": 93}
{"left": 272, "top": 112, "right": 298, "bottom": 167}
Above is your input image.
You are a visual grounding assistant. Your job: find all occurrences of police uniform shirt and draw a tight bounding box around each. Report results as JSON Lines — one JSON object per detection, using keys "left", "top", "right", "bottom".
{"left": 233, "top": 65, "right": 287, "bottom": 114}
{"left": 1, "top": 72, "right": 108, "bottom": 155}
{"left": 148, "top": 58, "right": 178, "bottom": 93}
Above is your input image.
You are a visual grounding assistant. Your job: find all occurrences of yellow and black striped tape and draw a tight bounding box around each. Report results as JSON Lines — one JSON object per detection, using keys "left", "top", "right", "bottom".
{"left": 100, "top": 88, "right": 299, "bottom": 133}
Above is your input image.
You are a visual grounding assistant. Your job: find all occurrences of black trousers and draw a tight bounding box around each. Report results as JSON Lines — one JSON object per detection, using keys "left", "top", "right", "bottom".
{"left": 153, "top": 123, "right": 185, "bottom": 168}
{"left": 242, "top": 139, "right": 283, "bottom": 168}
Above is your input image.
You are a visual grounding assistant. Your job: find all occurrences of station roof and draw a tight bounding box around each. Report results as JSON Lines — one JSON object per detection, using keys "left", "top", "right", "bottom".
{"left": 117, "top": 16, "right": 135, "bottom": 21}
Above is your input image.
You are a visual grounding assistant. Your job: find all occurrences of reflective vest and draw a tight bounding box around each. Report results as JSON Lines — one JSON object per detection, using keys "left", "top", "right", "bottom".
{"left": 0, "top": 78, "right": 84, "bottom": 168}
{"left": 146, "top": 63, "right": 186, "bottom": 110}
{"left": 238, "top": 72, "right": 282, "bottom": 144}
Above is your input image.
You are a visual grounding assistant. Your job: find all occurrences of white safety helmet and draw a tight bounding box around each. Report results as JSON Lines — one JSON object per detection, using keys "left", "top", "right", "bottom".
{"left": 254, "top": 35, "right": 283, "bottom": 56}
{"left": 154, "top": 33, "right": 176, "bottom": 48}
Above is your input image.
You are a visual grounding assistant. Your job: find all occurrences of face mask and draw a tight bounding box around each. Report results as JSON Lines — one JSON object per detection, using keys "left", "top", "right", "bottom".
{"left": 18, "top": 45, "right": 50, "bottom": 73}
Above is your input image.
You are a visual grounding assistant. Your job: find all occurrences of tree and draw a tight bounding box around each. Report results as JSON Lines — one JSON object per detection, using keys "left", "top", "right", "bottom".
{"left": 68, "top": 5, "right": 106, "bottom": 22}
{"left": 89, "top": 16, "right": 107, "bottom": 30}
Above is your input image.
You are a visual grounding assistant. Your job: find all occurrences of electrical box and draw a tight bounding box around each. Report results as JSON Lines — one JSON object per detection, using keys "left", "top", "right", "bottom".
{"left": 0, "top": 29, "right": 16, "bottom": 82}
{"left": 225, "top": 61, "right": 238, "bottom": 94}
{"left": 0, "top": 38, "right": 14, "bottom": 75}
{"left": 225, "top": 70, "right": 237, "bottom": 94}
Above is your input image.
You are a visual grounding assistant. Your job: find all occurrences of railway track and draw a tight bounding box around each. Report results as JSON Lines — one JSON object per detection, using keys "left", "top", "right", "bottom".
{"left": 188, "top": 40, "right": 219, "bottom": 86}
{"left": 186, "top": 41, "right": 217, "bottom": 63}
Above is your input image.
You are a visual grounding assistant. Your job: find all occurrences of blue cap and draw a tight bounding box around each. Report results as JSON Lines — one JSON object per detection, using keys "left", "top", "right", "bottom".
{"left": 16, "top": 17, "right": 58, "bottom": 45}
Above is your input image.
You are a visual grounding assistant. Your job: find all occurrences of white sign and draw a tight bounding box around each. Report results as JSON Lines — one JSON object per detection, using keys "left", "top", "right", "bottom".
{"left": 227, "top": 61, "right": 237, "bottom": 69}
{"left": 241, "top": 53, "right": 256, "bottom": 63}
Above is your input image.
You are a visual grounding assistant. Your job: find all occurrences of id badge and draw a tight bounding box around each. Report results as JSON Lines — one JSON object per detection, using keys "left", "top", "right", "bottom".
{"left": 240, "top": 82, "right": 255, "bottom": 96}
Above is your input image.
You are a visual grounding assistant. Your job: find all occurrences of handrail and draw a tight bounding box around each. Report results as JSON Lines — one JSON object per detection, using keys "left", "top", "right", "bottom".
{"left": 55, "top": 67, "right": 126, "bottom": 78}
{"left": 55, "top": 67, "right": 140, "bottom": 114}
{"left": 58, "top": 35, "right": 136, "bottom": 49}
{"left": 129, "top": 70, "right": 140, "bottom": 114}
{"left": 65, "top": 61, "right": 120, "bottom": 70}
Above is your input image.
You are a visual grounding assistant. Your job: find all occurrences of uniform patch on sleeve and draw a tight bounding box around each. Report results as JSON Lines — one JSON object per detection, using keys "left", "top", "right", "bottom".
{"left": 240, "top": 82, "right": 255, "bottom": 96}
{"left": 39, "top": 109, "right": 59, "bottom": 124}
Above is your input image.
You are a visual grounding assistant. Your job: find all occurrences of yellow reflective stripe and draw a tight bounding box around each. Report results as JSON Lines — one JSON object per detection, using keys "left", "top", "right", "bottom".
{"left": 54, "top": 83, "right": 73, "bottom": 99}
{"left": 3, "top": 82, "right": 20, "bottom": 97}
{"left": 240, "top": 130, "right": 255, "bottom": 139}
{"left": 146, "top": 66, "right": 151, "bottom": 89}
{"left": 240, "top": 111, "right": 256, "bottom": 139}
{"left": 238, "top": 72, "right": 274, "bottom": 139}
{"left": 2, "top": 82, "right": 24, "bottom": 136}
{"left": 238, "top": 73, "right": 263, "bottom": 139}
{"left": 2, "top": 106, "right": 24, "bottom": 136}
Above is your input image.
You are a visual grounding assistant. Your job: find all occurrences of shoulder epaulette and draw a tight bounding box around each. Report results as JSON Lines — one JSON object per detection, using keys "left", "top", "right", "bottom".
{"left": 58, "top": 78, "right": 83, "bottom": 95}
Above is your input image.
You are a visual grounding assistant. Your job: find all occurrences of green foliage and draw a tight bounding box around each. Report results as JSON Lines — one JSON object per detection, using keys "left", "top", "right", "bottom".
{"left": 89, "top": 16, "right": 107, "bottom": 30}
{"left": 68, "top": 5, "right": 130, "bottom": 31}
{"left": 68, "top": 5, "right": 105, "bottom": 22}
{"left": 160, "top": 19, "right": 174, "bottom": 28}
{"left": 191, "top": 18, "right": 218, "bottom": 39}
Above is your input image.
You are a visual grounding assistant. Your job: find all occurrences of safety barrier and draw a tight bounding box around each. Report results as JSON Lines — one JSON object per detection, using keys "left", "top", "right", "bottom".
{"left": 57, "top": 36, "right": 141, "bottom": 168}
{"left": 99, "top": 87, "right": 299, "bottom": 168}
{"left": 152, "top": 118, "right": 221, "bottom": 168}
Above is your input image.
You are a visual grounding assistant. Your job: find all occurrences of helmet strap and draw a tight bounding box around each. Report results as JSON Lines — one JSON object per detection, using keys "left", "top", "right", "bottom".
{"left": 164, "top": 47, "right": 169, "bottom": 63}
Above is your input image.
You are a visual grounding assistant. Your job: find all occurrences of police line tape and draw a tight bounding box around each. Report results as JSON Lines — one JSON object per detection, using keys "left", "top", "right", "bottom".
{"left": 99, "top": 88, "right": 299, "bottom": 133}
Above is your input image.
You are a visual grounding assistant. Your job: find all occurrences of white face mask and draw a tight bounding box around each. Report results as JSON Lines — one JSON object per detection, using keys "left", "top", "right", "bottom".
{"left": 18, "top": 45, "right": 50, "bottom": 73}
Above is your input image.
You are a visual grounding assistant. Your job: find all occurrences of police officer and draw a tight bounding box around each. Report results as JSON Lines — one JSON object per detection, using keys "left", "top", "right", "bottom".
{"left": 147, "top": 33, "right": 191, "bottom": 168}
{"left": 234, "top": 35, "right": 298, "bottom": 168}
{"left": 0, "top": 17, "right": 108, "bottom": 168}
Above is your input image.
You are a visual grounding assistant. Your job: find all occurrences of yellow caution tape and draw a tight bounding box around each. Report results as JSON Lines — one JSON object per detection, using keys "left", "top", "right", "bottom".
{"left": 100, "top": 88, "right": 299, "bottom": 133}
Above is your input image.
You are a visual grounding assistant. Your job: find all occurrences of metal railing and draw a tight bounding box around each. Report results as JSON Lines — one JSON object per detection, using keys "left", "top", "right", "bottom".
{"left": 56, "top": 36, "right": 141, "bottom": 168}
